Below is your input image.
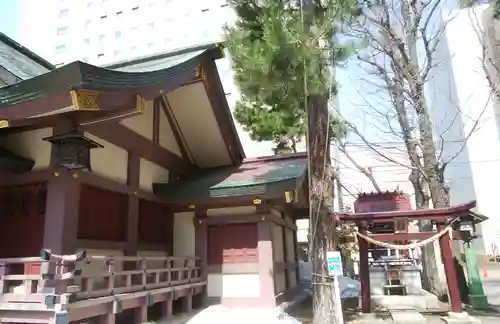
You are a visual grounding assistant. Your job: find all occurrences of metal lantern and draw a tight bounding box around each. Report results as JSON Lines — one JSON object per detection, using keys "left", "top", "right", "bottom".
{"left": 458, "top": 220, "right": 475, "bottom": 241}
{"left": 43, "top": 132, "right": 103, "bottom": 171}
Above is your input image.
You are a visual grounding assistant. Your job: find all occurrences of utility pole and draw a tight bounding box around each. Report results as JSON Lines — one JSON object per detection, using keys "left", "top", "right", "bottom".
{"left": 302, "top": 0, "right": 339, "bottom": 323}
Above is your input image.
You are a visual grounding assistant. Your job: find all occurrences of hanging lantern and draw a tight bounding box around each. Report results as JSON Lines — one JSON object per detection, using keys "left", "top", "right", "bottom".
{"left": 43, "top": 131, "right": 103, "bottom": 171}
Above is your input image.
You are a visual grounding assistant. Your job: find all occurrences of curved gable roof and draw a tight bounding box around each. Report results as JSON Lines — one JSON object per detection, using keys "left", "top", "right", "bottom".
{"left": 0, "top": 32, "right": 54, "bottom": 84}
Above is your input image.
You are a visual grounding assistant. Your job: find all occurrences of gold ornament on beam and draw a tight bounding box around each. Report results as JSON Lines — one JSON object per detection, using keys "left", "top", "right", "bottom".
{"left": 135, "top": 94, "right": 147, "bottom": 114}
{"left": 195, "top": 64, "right": 207, "bottom": 84}
{"left": 70, "top": 90, "right": 100, "bottom": 111}
{"left": 0, "top": 120, "right": 9, "bottom": 128}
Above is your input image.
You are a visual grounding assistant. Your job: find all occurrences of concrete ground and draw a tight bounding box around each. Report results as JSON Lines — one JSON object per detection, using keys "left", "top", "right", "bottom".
{"left": 290, "top": 263, "right": 500, "bottom": 323}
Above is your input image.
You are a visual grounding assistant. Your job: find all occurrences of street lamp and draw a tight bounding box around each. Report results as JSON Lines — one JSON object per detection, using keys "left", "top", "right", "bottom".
{"left": 452, "top": 211, "right": 489, "bottom": 309}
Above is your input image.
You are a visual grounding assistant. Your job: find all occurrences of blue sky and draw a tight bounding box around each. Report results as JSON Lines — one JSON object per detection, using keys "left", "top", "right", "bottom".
{"left": 0, "top": 1, "right": 18, "bottom": 38}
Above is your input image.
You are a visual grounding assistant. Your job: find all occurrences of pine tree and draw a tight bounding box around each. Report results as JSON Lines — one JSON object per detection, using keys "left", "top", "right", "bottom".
{"left": 225, "top": 0, "right": 358, "bottom": 322}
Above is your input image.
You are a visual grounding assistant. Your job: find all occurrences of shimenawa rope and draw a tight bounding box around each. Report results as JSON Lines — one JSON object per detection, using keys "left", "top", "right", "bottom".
{"left": 355, "top": 226, "right": 452, "bottom": 250}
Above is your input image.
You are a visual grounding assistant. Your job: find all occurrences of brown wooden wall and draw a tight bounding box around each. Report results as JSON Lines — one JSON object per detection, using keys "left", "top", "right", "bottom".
{"left": 207, "top": 223, "right": 258, "bottom": 265}
{"left": 0, "top": 183, "right": 46, "bottom": 258}
{"left": 138, "top": 199, "right": 173, "bottom": 252}
{"left": 78, "top": 184, "right": 128, "bottom": 241}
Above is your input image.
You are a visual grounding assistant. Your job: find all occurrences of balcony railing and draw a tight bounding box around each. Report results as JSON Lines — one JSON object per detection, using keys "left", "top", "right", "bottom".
{"left": 0, "top": 251, "right": 204, "bottom": 311}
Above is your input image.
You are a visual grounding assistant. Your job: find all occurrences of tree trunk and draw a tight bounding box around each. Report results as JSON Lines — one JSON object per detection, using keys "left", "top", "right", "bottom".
{"left": 308, "top": 95, "right": 338, "bottom": 324}
{"left": 389, "top": 64, "right": 443, "bottom": 295}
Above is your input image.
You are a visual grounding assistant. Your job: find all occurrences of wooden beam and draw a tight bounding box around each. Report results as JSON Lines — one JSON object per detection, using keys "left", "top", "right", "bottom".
{"left": 159, "top": 96, "right": 193, "bottom": 164}
{"left": 152, "top": 98, "right": 160, "bottom": 145}
{"left": 84, "top": 121, "right": 193, "bottom": 174}
{"left": 199, "top": 59, "right": 245, "bottom": 163}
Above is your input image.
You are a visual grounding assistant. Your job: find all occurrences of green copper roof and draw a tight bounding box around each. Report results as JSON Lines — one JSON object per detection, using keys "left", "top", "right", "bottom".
{"left": 0, "top": 32, "right": 54, "bottom": 84}
{"left": 153, "top": 155, "right": 307, "bottom": 202}
{"left": 0, "top": 45, "right": 221, "bottom": 109}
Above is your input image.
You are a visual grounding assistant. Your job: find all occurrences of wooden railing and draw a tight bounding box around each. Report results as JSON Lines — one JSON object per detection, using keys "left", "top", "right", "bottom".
{"left": 0, "top": 251, "right": 203, "bottom": 309}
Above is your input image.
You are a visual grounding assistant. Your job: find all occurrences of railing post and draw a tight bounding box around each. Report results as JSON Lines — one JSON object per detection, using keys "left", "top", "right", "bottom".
{"left": 140, "top": 258, "right": 147, "bottom": 289}
{"left": 0, "top": 262, "right": 7, "bottom": 294}
{"left": 107, "top": 259, "right": 115, "bottom": 294}
{"left": 165, "top": 259, "right": 172, "bottom": 285}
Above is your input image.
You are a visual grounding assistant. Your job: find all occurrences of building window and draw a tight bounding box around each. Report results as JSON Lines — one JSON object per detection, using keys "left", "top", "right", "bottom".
{"left": 56, "top": 26, "right": 68, "bottom": 35}
{"left": 58, "top": 9, "right": 69, "bottom": 18}
{"left": 100, "top": 15, "right": 107, "bottom": 26}
{"left": 131, "top": 26, "right": 138, "bottom": 34}
{"left": 132, "top": 6, "right": 139, "bottom": 14}
{"left": 83, "top": 38, "right": 90, "bottom": 46}
{"left": 99, "top": 35, "right": 106, "bottom": 44}
{"left": 116, "top": 11, "right": 123, "bottom": 17}
{"left": 114, "top": 50, "right": 121, "bottom": 57}
{"left": 55, "top": 44, "right": 66, "bottom": 54}
{"left": 221, "top": 3, "right": 228, "bottom": 7}
{"left": 149, "top": 2, "right": 155, "bottom": 9}
{"left": 115, "top": 30, "right": 122, "bottom": 39}
{"left": 148, "top": 22, "right": 154, "bottom": 30}
{"left": 97, "top": 53, "right": 105, "bottom": 60}
{"left": 130, "top": 46, "right": 137, "bottom": 53}
{"left": 148, "top": 42, "right": 153, "bottom": 48}
{"left": 87, "top": 1, "right": 93, "bottom": 8}
{"left": 85, "top": 19, "right": 92, "bottom": 29}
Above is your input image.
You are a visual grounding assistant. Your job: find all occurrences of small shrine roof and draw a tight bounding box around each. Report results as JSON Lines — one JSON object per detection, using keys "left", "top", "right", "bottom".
{"left": 153, "top": 153, "right": 307, "bottom": 204}
{"left": 335, "top": 201, "right": 478, "bottom": 223}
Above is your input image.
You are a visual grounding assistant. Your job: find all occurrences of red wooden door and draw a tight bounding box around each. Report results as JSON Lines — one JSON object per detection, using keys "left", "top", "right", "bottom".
{"left": 207, "top": 223, "right": 258, "bottom": 265}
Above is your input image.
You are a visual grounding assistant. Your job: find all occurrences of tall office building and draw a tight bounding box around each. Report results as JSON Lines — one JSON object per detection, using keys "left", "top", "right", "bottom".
{"left": 17, "top": 0, "right": 279, "bottom": 157}
{"left": 425, "top": 3, "right": 500, "bottom": 256}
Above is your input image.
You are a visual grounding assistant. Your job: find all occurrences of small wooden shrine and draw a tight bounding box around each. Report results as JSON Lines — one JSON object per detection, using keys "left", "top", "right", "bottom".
{"left": 335, "top": 191, "right": 479, "bottom": 315}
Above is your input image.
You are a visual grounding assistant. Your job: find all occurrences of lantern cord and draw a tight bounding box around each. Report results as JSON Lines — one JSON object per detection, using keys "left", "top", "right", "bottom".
{"left": 355, "top": 226, "right": 452, "bottom": 250}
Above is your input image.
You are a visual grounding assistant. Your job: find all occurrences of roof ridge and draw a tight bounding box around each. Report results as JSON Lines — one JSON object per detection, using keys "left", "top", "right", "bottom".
{"left": 0, "top": 32, "right": 55, "bottom": 70}
{"left": 102, "top": 42, "right": 223, "bottom": 70}
{"left": 243, "top": 152, "right": 308, "bottom": 164}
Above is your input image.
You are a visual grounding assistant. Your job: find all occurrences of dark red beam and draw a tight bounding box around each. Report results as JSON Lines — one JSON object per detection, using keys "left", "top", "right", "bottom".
{"left": 333, "top": 201, "right": 476, "bottom": 222}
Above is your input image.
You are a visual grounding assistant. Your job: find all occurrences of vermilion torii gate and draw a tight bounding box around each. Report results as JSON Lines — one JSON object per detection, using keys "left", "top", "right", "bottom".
{"left": 333, "top": 200, "right": 478, "bottom": 315}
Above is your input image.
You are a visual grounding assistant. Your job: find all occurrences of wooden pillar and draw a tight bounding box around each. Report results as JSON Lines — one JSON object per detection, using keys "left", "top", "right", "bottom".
{"left": 194, "top": 209, "right": 208, "bottom": 306}
{"left": 281, "top": 224, "right": 290, "bottom": 289}
{"left": 293, "top": 225, "right": 300, "bottom": 284}
{"left": 162, "top": 293, "right": 173, "bottom": 319}
{"left": 183, "top": 293, "right": 193, "bottom": 312}
{"left": 99, "top": 312, "right": 115, "bottom": 324}
{"left": 257, "top": 206, "right": 275, "bottom": 307}
{"left": 438, "top": 223, "right": 462, "bottom": 313}
{"left": 358, "top": 224, "right": 371, "bottom": 313}
{"left": 134, "top": 303, "right": 147, "bottom": 324}
{"left": 43, "top": 122, "right": 81, "bottom": 254}
{"left": 125, "top": 153, "right": 140, "bottom": 255}
{"left": 43, "top": 169, "right": 80, "bottom": 254}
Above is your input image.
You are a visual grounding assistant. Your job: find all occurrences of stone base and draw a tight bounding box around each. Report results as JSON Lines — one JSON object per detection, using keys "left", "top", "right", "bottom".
{"left": 371, "top": 292, "right": 443, "bottom": 310}
{"left": 349, "top": 312, "right": 385, "bottom": 323}
{"left": 440, "top": 312, "right": 481, "bottom": 324}
{"left": 468, "top": 294, "right": 489, "bottom": 309}
{"left": 389, "top": 309, "right": 426, "bottom": 323}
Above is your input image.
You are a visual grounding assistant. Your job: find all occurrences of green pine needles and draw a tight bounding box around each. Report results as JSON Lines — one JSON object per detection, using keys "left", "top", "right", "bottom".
{"left": 224, "top": 0, "right": 358, "bottom": 151}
